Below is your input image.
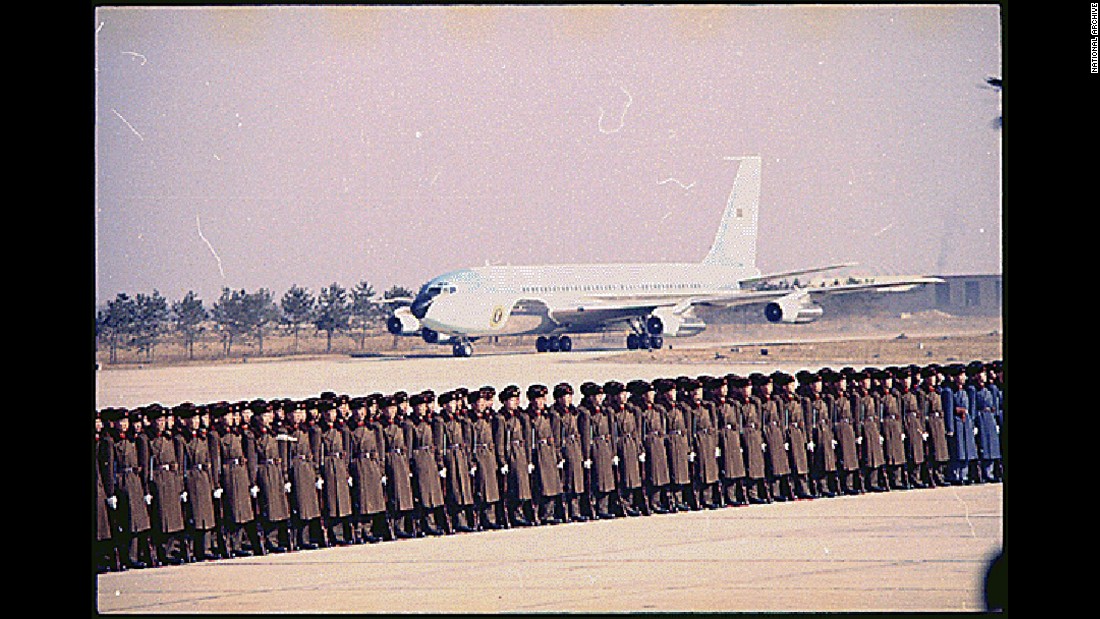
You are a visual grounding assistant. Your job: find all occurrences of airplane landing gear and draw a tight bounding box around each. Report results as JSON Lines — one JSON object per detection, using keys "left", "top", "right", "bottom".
{"left": 626, "top": 318, "right": 663, "bottom": 351}
{"left": 451, "top": 340, "right": 473, "bottom": 357}
{"left": 535, "top": 335, "right": 572, "bottom": 353}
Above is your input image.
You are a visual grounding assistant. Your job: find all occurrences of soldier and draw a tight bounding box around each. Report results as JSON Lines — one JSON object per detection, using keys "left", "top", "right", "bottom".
{"left": 851, "top": 370, "right": 888, "bottom": 492}
{"left": 282, "top": 400, "right": 323, "bottom": 549}
{"left": 315, "top": 399, "right": 355, "bottom": 544}
{"left": 967, "top": 361, "right": 1002, "bottom": 483}
{"left": 378, "top": 396, "right": 417, "bottom": 538}
{"left": 142, "top": 404, "right": 188, "bottom": 565}
{"left": 211, "top": 403, "right": 259, "bottom": 557}
{"left": 799, "top": 370, "right": 838, "bottom": 498}
{"left": 584, "top": 382, "right": 619, "bottom": 518}
{"left": 468, "top": 388, "right": 504, "bottom": 530}
{"left": 656, "top": 378, "right": 692, "bottom": 511}
{"left": 95, "top": 409, "right": 117, "bottom": 572}
{"left": 346, "top": 397, "right": 387, "bottom": 543}
{"left": 825, "top": 369, "right": 863, "bottom": 495}
{"left": 436, "top": 391, "right": 477, "bottom": 533}
{"left": 606, "top": 380, "right": 645, "bottom": 516}
{"left": 629, "top": 380, "right": 672, "bottom": 514}
{"left": 247, "top": 400, "right": 292, "bottom": 553}
{"left": 895, "top": 368, "right": 929, "bottom": 489}
{"left": 732, "top": 376, "right": 769, "bottom": 504}
{"left": 944, "top": 364, "right": 978, "bottom": 484}
{"left": 407, "top": 394, "right": 447, "bottom": 536}
{"left": 527, "top": 384, "right": 565, "bottom": 524}
{"left": 497, "top": 385, "right": 537, "bottom": 526}
{"left": 773, "top": 373, "right": 814, "bottom": 500}
{"left": 552, "top": 383, "right": 589, "bottom": 522}
{"left": 710, "top": 376, "right": 747, "bottom": 507}
{"left": 683, "top": 378, "right": 721, "bottom": 509}
{"left": 918, "top": 366, "right": 950, "bottom": 487}
{"left": 876, "top": 369, "right": 908, "bottom": 490}
{"left": 754, "top": 373, "right": 795, "bottom": 502}
{"left": 987, "top": 360, "right": 1005, "bottom": 482}
{"left": 575, "top": 382, "right": 603, "bottom": 519}
{"left": 174, "top": 403, "right": 219, "bottom": 562}
{"left": 101, "top": 407, "right": 154, "bottom": 569}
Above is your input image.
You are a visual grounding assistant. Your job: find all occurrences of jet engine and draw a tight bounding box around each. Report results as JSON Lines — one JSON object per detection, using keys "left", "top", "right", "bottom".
{"left": 646, "top": 306, "right": 706, "bottom": 337}
{"left": 764, "top": 291, "right": 824, "bottom": 324}
{"left": 386, "top": 307, "right": 422, "bottom": 336}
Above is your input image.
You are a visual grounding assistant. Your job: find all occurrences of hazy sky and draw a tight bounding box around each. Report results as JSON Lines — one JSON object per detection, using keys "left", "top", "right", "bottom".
{"left": 94, "top": 5, "right": 1002, "bottom": 306}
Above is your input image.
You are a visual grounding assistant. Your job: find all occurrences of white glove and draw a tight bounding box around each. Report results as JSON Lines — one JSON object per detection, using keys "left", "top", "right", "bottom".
{"left": 381, "top": 475, "right": 387, "bottom": 485}
{"left": 501, "top": 464, "right": 509, "bottom": 474}
{"left": 688, "top": 452, "right": 696, "bottom": 462}
{"left": 856, "top": 436, "right": 863, "bottom": 445}
{"left": 470, "top": 467, "right": 477, "bottom": 476}
{"left": 527, "top": 463, "right": 535, "bottom": 474}
{"left": 348, "top": 476, "right": 354, "bottom": 487}
{"left": 316, "top": 478, "right": 324, "bottom": 490}
{"left": 922, "top": 433, "right": 929, "bottom": 441}
{"left": 638, "top": 453, "right": 646, "bottom": 463}
{"left": 879, "top": 436, "right": 885, "bottom": 444}
{"left": 557, "top": 460, "right": 565, "bottom": 469}
{"left": 902, "top": 434, "right": 907, "bottom": 441}
{"left": 783, "top": 443, "right": 790, "bottom": 451}
{"left": 761, "top": 443, "right": 767, "bottom": 452}
{"left": 144, "top": 494, "right": 153, "bottom": 505}
{"left": 107, "top": 495, "right": 118, "bottom": 509}
{"left": 439, "top": 468, "right": 447, "bottom": 478}
{"left": 715, "top": 447, "right": 722, "bottom": 457}
{"left": 611, "top": 455, "right": 620, "bottom": 466}
{"left": 807, "top": 441, "right": 815, "bottom": 451}
{"left": 973, "top": 427, "right": 979, "bottom": 436}
{"left": 831, "top": 440, "right": 838, "bottom": 448}
{"left": 250, "top": 485, "right": 259, "bottom": 498}
{"left": 180, "top": 491, "right": 188, "bottom": 503}
{"left": 284, "top": 482, "right": 292, "bottom": 493}
{"left": 583, "top": 459, "right": 592, "bottom": 470}
{"left": 213, "top": 488, "right": 224, "bottom": 499}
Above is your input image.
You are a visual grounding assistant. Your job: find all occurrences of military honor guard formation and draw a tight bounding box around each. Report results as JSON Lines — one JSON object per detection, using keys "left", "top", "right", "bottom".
{"left": 94, "top": 360, "right": 1003, "bottom": 572}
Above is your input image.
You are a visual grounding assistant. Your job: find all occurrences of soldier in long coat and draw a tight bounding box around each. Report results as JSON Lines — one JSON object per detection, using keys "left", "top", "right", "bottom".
{"left": 281, "top": 401, "right": 323, "bottom": 549}
{"left": 212, "top": 404, "right": 259, "bottom": 557}
{"left": 346, "top": 398, "right": 387, "bottom": 543}
{"left": 942, "top": 364, "right": 979, "bottom": 484}
{"left": 732, "top": 377, "right": 769, "bottom": 504}
{"left": 754, "top": 373, "right": 795, "bottom": 502}
{"left": 606, "top": 381, "right": 644, "bottom": 516}
{"left": 987, "top": 361, "right": 1005, "bottom": 481}
{"left": 101, "top": 408, "right": 153, "bottom": 569}
{"left": 895, "top": 369, "right": 929, "bottom": 489}
{"left": 468, "top": 389, "right": 504, "bottom": 529}
{"left": 552, "top": 383, "right": 589, "bottom": 522}
{"left": 656, "top": 379, "right": 692, "bottom": 510}
{"left": 313, "top": 400, "right": 355, "bottom": 544}
{"left": 496, "top": 386, "right": 537, "bottom": 525}
{"left": 246, "top": 402, "right": 291, "bottom": 552}
{"left": 174, "top": 403, "right": 219, "bottom": 562}
{"left": 773, "top": 373, "right": 814, "bottom": 500}
{"left": 629, "top": 380, "right": 672, "bottom": 513}
{"left": 432, "top": 392, "right": 475, "bottom": 533}
{"left": 918, "top": 366, "right": 950, "bottom": 487}
{"left": 407, "top": 395, "right": 447, "bottom": 536}
{"left": 876, "top": 370, "right": 908, "bottom": 490}
{"left": 826, "top": 370, "right": 863, "bottom": 495}
{"left": 712, "top": 376, "right": 747, "bottom": 507}
{"left": 967, "top": 362, "right": 1002, "bottom": 483}
{"left": 527, "top": 385, "right": 564, "bottom": 524}
{"left": 851, "top": 371, "right": 888, "bottom": 492}
{"left": 575, "top": 382, "right": 604, "bottom": 520}
{"left": 682, "top": 378, "right": 721, "bottom": 509}
{"left": 799, "top": 371, "right": 838, "bottom": 498}
{"left": 584, "top": 383, "right": 619, "bottom": 518}
{"left": 143, "top": 405, "right": 187, "bottom": 565}
{"left": 95, "top": 410, "right": 119, "bottom": 572}
{"left": 378, "top": 397, "right": 417, "bottom": 538}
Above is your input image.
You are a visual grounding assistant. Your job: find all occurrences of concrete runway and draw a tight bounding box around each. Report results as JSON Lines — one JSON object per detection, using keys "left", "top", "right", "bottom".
{"left": 95, "top": 481, "right": 1002, "bottom": 613}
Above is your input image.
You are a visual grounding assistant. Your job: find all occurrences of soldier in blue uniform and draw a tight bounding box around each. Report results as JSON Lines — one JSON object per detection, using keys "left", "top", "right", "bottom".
{"left": 966, "top": 361, "right": 1002, "bottom": 483}
{"left": 942, "top": 364, "right": 979, "bottom": 484}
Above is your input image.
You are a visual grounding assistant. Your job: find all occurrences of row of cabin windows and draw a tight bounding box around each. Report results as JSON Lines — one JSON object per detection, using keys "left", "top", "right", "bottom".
{"left": 520, "top": 282, "right": 704, "bottom": 293}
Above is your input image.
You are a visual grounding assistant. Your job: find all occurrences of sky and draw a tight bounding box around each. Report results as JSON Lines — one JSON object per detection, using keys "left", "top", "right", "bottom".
{"left": 94, "top": 5, "right": 1002, "bottom": 307}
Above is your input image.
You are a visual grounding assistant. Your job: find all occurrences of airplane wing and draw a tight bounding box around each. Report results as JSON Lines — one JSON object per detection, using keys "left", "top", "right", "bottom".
{"left": 738, "top": 262, "right": 859, "bottom": 288}
{"left": 691, "top": 275, "right": 945, "bottom": 309}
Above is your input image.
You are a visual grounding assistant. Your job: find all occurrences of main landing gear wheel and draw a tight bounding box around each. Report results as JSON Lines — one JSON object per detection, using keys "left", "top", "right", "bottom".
{"left": 535, "top": 335, "right": 573, "bottom": 353}
{"left": 452, "top": 341, "right": 473, "bottom": 357}
{"left": 627, "top": 333, "right": 662, "bottom": 350}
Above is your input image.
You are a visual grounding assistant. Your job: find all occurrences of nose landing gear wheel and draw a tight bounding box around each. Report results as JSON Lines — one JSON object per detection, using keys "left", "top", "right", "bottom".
{"left": 558, "top": 335, "right": 572, "bottom": 352}
{"left": 452, "top": 342, "right": 473, "bottom": 357}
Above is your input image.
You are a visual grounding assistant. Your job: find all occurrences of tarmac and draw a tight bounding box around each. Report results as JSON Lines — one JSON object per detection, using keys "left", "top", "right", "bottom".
{"left": 95, "top": 481, "right": 1003, "bottom": 613}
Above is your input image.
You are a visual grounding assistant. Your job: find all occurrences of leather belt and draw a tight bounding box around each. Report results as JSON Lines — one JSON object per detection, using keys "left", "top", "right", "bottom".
{"left": 190, "top": 463, "right": 210, "bottom": 472}
{"left": 226, "top": 458, "right": 244, "bottom": 466}
{"left": 259, "top": 458, "right": 282, "bottom": 465}
{"left": 156, "top": 463, "right": 178, "bottom": 471}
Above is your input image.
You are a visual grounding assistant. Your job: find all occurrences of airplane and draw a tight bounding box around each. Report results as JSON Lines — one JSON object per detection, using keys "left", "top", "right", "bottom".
{"left": 386, "top": 156, "right": 942, "bottom": 357}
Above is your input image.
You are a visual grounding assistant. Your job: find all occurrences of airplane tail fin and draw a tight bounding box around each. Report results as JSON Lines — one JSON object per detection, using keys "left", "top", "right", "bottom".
{"left": 702, "top": 155, "right": 760, "bottom": 271}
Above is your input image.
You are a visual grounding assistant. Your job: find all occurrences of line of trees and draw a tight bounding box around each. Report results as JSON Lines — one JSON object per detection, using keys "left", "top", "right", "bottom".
{"left": 95, "top": 282, "right": 414, "bottom": 363}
